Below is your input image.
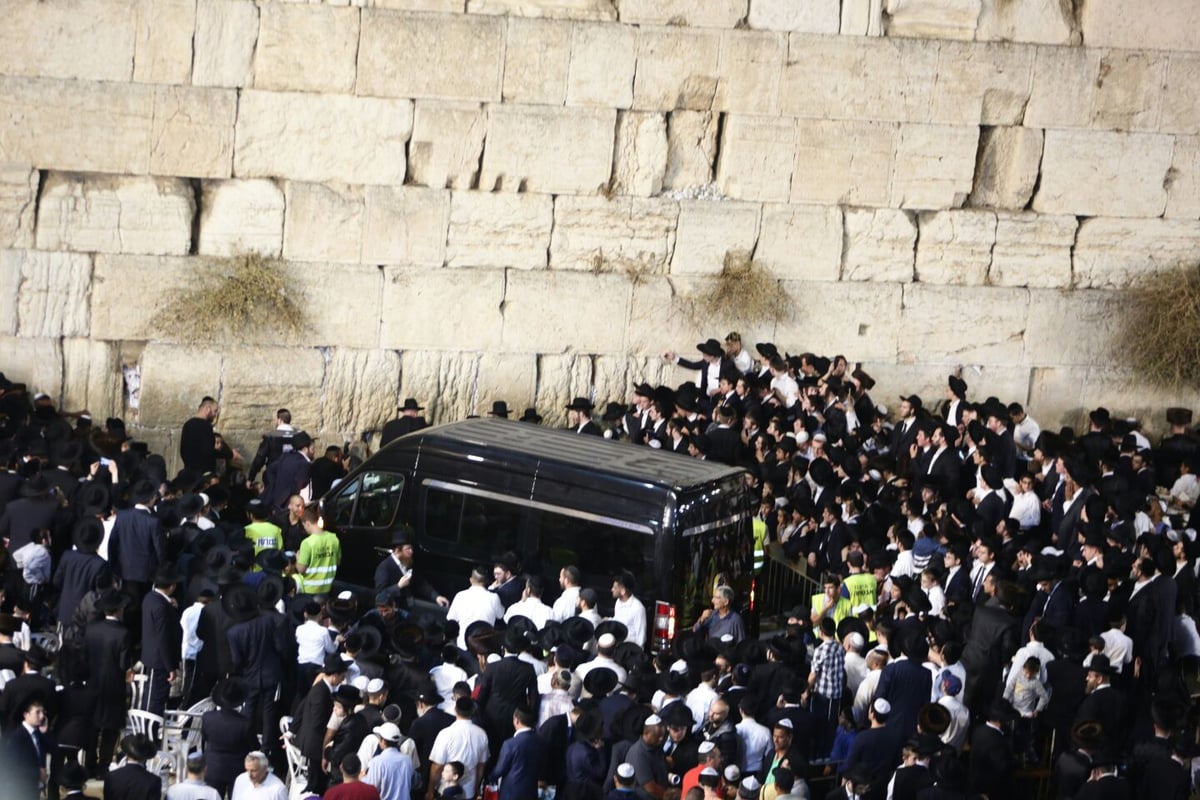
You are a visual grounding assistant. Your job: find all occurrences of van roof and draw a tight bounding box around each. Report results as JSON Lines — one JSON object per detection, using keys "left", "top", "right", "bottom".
{"left": 387, "top": 418, "right": 746, "bottom": 491}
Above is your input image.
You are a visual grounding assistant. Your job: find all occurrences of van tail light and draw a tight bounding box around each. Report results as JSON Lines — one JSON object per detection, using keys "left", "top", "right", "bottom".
{"left": 653, "top": 601, "right": 676, "bottom": 650}
{"left": 749, "top": 577, "right": 756, "bottom": 612}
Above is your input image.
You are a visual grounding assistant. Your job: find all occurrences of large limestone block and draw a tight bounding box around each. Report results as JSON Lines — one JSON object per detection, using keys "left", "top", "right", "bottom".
{"left": 398, "top": 351, "right": 481, "bottom": 424}
{"left": 381, "top": 267, "right": 505, "bottom": 350}
{"left": 325, "top": 349, "right": 401, "bottom": 436}
{"left": 479, "top": 105, "right": 615, "bottom": 194}
{"left": 776, "top": 281, "right": 902, "bottom": 362}
{"left": 891, "top": 124, "right": 977, "bottom": 210}
{"left": 1091, "top": 51, "right": 1167, "bottom": 133}
{"left": 613, "top": 112, "right": 668, "bottom": 197}
{"left": 1028, "top": 367, "right": 1196, "bottom": 434}
{"left": 566, "top": 23, "right": 637, "bottom": 108}
{"left": 1033, "top": 130, "right": 1173, "bottom": 218}
{"left": 915, "top": 210, "right": 997, "bottom": 286}
{"left": 664, "top": 111, "right": 719, "bottom": 191}
{"left": 967, "top": 127, "right": 1043, "bottom": 210}
{"left": 62, "top": 338, "right": 122, "bottom": 418}
{"left": 0, "top": 166, "right": 37, "bottom": 249}
{"left": 841, "top": 208, "right": 915, "bottom": 282}
{"left": 884, "top": 0, "right": 981, "bottom": 40}
{"left": 791, "top": 119, "right": 896, "bottom": 207}
{"left": 198, "top": 180, "right": 285, "bottom": 257}
{"left": 193, "top": 0, "right": 258, "bottom": 88}
{"left": 283, "top": 183, "right": 367, "bottom": 264}
{"left": 137, "top": 344, "right": 224, "bottom": 428}
{"left": 840, "top": 0, "right": 884, "bottom": 35}
{"left": 369, "top": 0, "right": 466, "bottom": 10}
{"left": 289, "top": 262, "right": 383, "bottom": 349}
{"left": 36, "top": 173, "right": 195, "bottom": 256}
{"left": 1080, "top": 0, "right": 1200, "bottom": 53}
{"left": 466, "top": 0, "right": 617, "bottom": 20}
{"left": 715, "top": 116, "right": 796, "bottom": 203}
{"left": 220, "top": 347, "right": 327, "bottom": 431}
{"left": 134, "top": 0, "right": 196, "bottom": 84}
{"left": 0, "top": 337, "right": 62, "bottom": 400}
{"left": 0, "top": 0, "right": 136, "bottom": 82}
{"left": 929, "top": 41, "right": 1034, "bottom": 126}
{"left": 633, "top": 28, "right": 722, "bottom": 111}
{"left": 627, "top": 277, "right": 704, "bottom": 353}
{"left": 900, "top": 284, "right": 1030, "bottom": 365}
{"left": 503, "top": 18, "right": 571, "bottom": 105}
{"left": 446, "top": 192, "right": 552, "bottom": 269}
{"left": 1025, "top": 291, "right": 1123, "bottom": 367}
{"left": 1167, "top": 136, "right": 1200, "bottom": 220}
{"left": 409, "top": 102, "right": 487, "bottom": 190}
{"left": 359, "top": 10, "right": 504, "bottom": 101}
{"left": 255, "top": 3, "right": 360, "bottom": 94}
{"left": 476, "top": 353, "right": 538, "bottom": 414}
{"left": 852, "top": 363, "right": 1032, "bottom": 412}
{"left": 1162, "top": 54, "right": 1200, "bottom": 135}
{"left": 502, "top": 271, "right": 631, "bottom": 353}
{"left": 749, "top": 0, "right": 840, "bottom": 33}
{"left": 5, "top": 250, "right": 92, "bottom": 338}
{"left": 235, "top": 91, "right": 413, "bottom": 185}
{"left": 755, "top": 204, "right": 843, "bottom": 282}
{"left": 549, "top": 196, "right": 678, "bottom": 273}
{"left": 989, "top": 212, "right": 1077, "bottom": 289}
{"left": 0, "top": 252, "right": 17, "bottom": 335}
{"left": 151, "top": 86, "right": 238, "bottom": 179}
{"left": 975, "top": 0, "right": 1073, "bottom": 44}
{"left": 363, "top": 186, "right": 451, "bottom": 266}
{"left": 1024, "top": 46, "right": 1101, "bottom": 130}
{"left": 714, "top": 30, "right": 786, "bottom": 115}
{"left": 531, "top": 353, "right": 594, "bottom": 427}
{"left": 616, "top": 0, "right": 745, "bottom": 28}
{"left": 671, "top": 201, "right": 761, "bottom": 276}
{"left": 592, "top": 355, "right": 670, "bottom": 412}
{"left": 90, "top": 255, "right": 193, "bottom": 341}
{"left": 1073, "top": 218, "right": 1200, "bottom": 289}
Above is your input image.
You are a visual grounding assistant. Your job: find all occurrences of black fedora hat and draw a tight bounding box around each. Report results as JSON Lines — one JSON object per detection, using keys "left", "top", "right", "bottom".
{"left": 633, "top": 382, "right": 655, "bottom": 398}
{"left": 73, "top": 517, "right": 105, "bottom": 551}
{"left": 601, "top": 402, "right": 627, "bottom": 422}
{"left": 178, "top": 493, "right": 205, "bottom": 519}
{"left": 400, "top": 398, "right": 424, "bottom": 411}
{"left": 332, "top": 684, "right": 362, "bottom": 709}
{"left": 257, "top": 575, "right": 285, "bottom": 609}
{"left": 153, "top": 561, "right": 185, "bottom": 586}
{"left": 565, "top": 397, "right": 594, "bottom": 412}
{"left": 1085, "top": 654, "right": 1118, "bottom": 677}
{"left": 539, "top": 620, "right": 564, "bottom": 652}
{"left": 60, "top": 760, "right": 87, "bottom": 791}
{"left": 256, "top": 548, "right": 289, "bottom": 576}
{"left": 323, "top": 652, "right": 349, "bottom": 675}
{"left": 948, "top": 375, "right": 967, "bottom": 398}
{"left": 488, "top": 401, "right": 510, "bottom": 418}
{"left": 215, "top": 677, "right": 247, "bottom": 709}
{"left": 19, "top": 475, "right": 50, "bottom": 499}
{"left": 356, "top": 625, "right": 383, "bottom": 659}
{"left": 95, "top": 590, "right": 131, "bottom": 616}
{"left": 221, "top": 583, "right": 259, "bottom": 624}
{"left": 594, "top": 619, "right": 628, "bottom": 645}
{"left": 583, "top": 667, "right": 619, "bottom": 698}
{"left": 660, "top": 700, "right": 695, "bottom": 728}
{"left": 561, "top": 616, "right": 595, "bottom": 650}
{"left": 518, "top": 407, "right": 543, "bottom": 423}
{"left": 697, "top": 338, "right": 723, "bottom": 357}
{"left": 120, "top": 732, "right": 158, "bottom": 762}
{"left": 77, "top": 482, "right": 110, "bottom": 517}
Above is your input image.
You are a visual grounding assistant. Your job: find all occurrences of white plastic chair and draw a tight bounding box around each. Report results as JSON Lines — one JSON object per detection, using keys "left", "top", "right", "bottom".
{"left": 127, "top": 708, "right": 166, "bottom": 744}
{"left": 163, "top": 696, "right": 215, "bottom": 778}
{"left": 280, "top": 716, "right": 309, "bottom": 800}
{"left": 129, "top": 673, "right": 150, "bottom": 711}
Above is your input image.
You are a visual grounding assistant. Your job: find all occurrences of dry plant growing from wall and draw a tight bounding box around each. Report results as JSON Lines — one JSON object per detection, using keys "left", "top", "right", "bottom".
{"left": 151, "top": 253, "right": 308, "bottom": 342}
{"left": 686, "top": 249, "right": 792, "bottom": 324}
{"left": 1115, "top": 264, "right": 1200, "bottom": 389}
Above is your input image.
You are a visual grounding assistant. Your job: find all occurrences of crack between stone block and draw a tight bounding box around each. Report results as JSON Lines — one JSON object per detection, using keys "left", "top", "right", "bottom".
{"left": 1068, "top": 216, "right": 1083, "bottom": 289}
{"left": 837, "top": 206, "right": 850, "bottom": 282}
{"left": 188, "top": 179, "right": 203, "bottom": 256}
{"left": 907, "top": 209, "right": 920, "bottom": 283}
{"left": 188, "top": 0, "right": 198, "bottom": 83}
{"left": 29, "top": 170, "right": 45, "bottom": 243}
{"left": 710, "top": 112, "right": 727, "bottom": 184}
{"left": 984, "top": 212, "right": 998, "bottom": 286}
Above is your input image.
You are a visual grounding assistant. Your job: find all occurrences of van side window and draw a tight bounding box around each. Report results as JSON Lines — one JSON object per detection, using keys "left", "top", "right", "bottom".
{"left": 325, "top": 477, "right": 360, "bottom": 528}
{"left": 539, "top": 513, "right": 655, "bottom": 608}
{"left": 423, "top": 488, "right": 521, "bottom": 559}
{"left": 354, "top": 471, "right": 405, "bottom": 528}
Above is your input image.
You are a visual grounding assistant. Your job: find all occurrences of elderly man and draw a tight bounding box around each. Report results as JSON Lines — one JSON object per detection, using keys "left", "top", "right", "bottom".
{"left": 231, "top": 751, "right": 287, "bottom": 800}
{"left": 693, "top": 585, "right": 746, "bottom": 645}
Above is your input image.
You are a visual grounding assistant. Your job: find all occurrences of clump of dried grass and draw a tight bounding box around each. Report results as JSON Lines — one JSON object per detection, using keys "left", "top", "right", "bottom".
{"left": 1116, "top": 264, "right": 1200, "bottom": 389}
{"left": 689, "top": 250, "right": 791, "bottom": 323}
{"left": 152, "top": 253, "right": 307, "bottom": 342}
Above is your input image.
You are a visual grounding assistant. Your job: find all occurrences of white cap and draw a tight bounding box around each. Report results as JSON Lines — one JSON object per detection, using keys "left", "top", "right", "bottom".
{"left": 351, "top": 675, "right": 369, "bottom": 692}
{"left": 198, "top": 493, "right": 209, "bottom": 507}
{"left": 644, "top": 714, "right": 662, "bottom": 727}
{"left": 337, "top": 591, "right": 353, "bottom": 600}
{"left": 775, "top": 718, "right": 793, "bottom": 729}
{"left": 813, "top": 432, "right": 828, "bottom": 443}
{"left": 617, "top": 763, "right": 636, "bottom": 780}
{"left": 33, "top": 392, "right": 49, "bottom": 401}
{"left": 372, "top": 722, "right": 401, "bottom": 743}
{"left": 486, "top": 653, "right": 501, "bottom": 664}
{"left": 852, "top": 604, "right": 871, "bottom": 615}
{"left": 669, "top": 659, "right": 689, "bottom": 674}
{"left": 724, "top": 765, "right": 741, "bottom": 781}
{"left": 698, "top": 741, "right": 715, "bottom": 754}
{"left": 873, "top": 698, "right": 892, "bottom": 715}
{"left": 598, "top": 633, "right": 617, "bottom": 649}
{"left": 741, "top": 776, "right": 762, "bottom": 792}
{"left": 845, "top": 632, "right": 865, "bottom": 649}
{"left": 366, "top": 678, "right": 386, "bottom": 695}
{"left": 700, "top": 766, "right": 720, "bottom": 777}
{"left": 868, "top": 469, "right": 883, "bottom": 482}
{"left": 794, "top": 431, "right": 810, "bottom": 444}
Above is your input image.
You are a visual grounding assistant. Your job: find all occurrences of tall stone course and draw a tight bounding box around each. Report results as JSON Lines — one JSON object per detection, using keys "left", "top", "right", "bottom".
{"left": 4, "top": 0, "right": 1200, "bottom": 472}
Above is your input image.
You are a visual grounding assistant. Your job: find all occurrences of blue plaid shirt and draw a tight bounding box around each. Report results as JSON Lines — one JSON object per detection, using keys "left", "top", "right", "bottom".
{"left": 811, "top": 639, "right": 846, "bottom": 700}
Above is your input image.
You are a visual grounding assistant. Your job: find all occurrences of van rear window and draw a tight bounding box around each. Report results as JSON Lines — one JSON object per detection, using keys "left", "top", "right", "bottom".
{"left": 323, "top": 471, "right": 405, "bottom": 529}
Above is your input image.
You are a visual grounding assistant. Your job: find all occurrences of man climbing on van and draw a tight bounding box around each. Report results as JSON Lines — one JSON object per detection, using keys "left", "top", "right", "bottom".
{"left": 296, "top": 505, "right": 341, "bottom": 596}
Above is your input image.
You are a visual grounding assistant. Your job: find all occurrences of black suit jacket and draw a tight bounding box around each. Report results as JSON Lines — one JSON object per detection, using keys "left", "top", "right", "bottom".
{"left": 0, "top": 496, "right": 59, "bottom": 553}
{"left": 202, "top": 707, "right": 259, "bottom": 791}
{"left": 2, "top": 724, "right": 44, "bottom": 799}
{"left": 84, "top": 617, "right": 132, "bottom": 729}
{"left": 293, "top": 679, "right": 334, "bottom": 762}
{"left": 476, "top": 655, "right": 538, "bottom": 740}
{"left": 141, "top": 589, "right": 181, "bottom": 671}
{"left": 52, "top": 550, "right": 110, "bottom": 627}
{"left": 381, "top": 415, "right": 428, "bottom": 446}
{"left": 108, "top": 507, "right": 164, "bottom": 583}
{"left": 1074, "top": 685, "right": 1125, "bottom": 745}
{"left": 410, "top": 706, "right": 454, "bottom": 767}
{"left": 491, "top": 729, "right": 543, "bottom": 800}
{"left": 576, "top": 420, "right": 602, "bottom": 437}
{"left": 967, "top": 724, "right": 1012, "bottom": 797}
{"left": 103, "top": 762, "right": 161, "bottom": 800}
{"left": 707, "top": 426, "right": 745, "bottom": 466}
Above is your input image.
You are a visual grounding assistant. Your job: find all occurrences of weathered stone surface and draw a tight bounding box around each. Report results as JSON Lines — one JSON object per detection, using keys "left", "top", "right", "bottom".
{"left": 566, "top": 22, "right": 637, "bottom": 108}
{"left": 915, "top": 210, "right": 997, "bottom": 286}
{"left": 627, "top": 277, "right": 705, "bottom": 353}
{"left": 891, "top": 124, "right": 977, "bottom": 210}
{"left": 5, "top": 250, "right": 92, "bottom": 338}
{"left": 617, "top": 0, "right": 745, "bottom": 28}
{"left": 1162, "top": 54, "right": 1200, "bottom": 135}
{"left": 1028, "top": 366, "right": 1195, "bottom": 435}
{"left": 612, "top": 112, "right": 668, "bottom": 197}
{"left": 503, "top": 18, "right": 571, "bottom": 105}
{"left": 137, "top": 344, "right": 224, "bottom": 428}
{"left": 36, "top": 173, "right": 195, "bottom": 256}
{"left": 671, "top": 201, "right": 761, "bottom": 276}
{"left": 289, "top": 262, "right": 382, "bottom": 349}
{"left": 841, "top": 208, "right": 915, "bottom": 282}
{"left": 0, "top": 166, "right": 37, "bottom": 250}
{"left": 363, "top": 186, "right": 451, "bottom": 267}
{"left": 1033, "top": 130, "right": 1173, "bottom": 218}
{"left": 967, "top": 126, "right": 1043, "bottom": 210}
{"left": 749, "top": 0, "right": 839, "bottom": 32}
{"left": 1091, "top": 51, "right": 1167, "bottom": 133}
{"left": 549, "top": 196, "right": 678, "bottom": 272}
{"left": 409, "top": 102, "right": 487, "bottom": 190}
{"left": 382, "top": 267, "right": 504, "bottom": 350}
{"left": 325, "top": 348, "right": 401, "bottom": 436}
{"left": 884, "top": 0, "right": 980, "bottom": 40}
{"left": 714, "top": 31, "right": 786, "bottom": 115}
{"left": 235, "top": 91, "right": 413, "bottom": 185}
{"left": 151, "top": 86, "right": 238, "bottom": 179}
{"left": 371, "top": 0, "right": 467, "bottom": 11}
{"left": 467, "top": 0, "right": 617, "bottom": 20}
{"left": 900, "top": 284, "right": 1029, "bottom": 365}
{"left": 134, "top": 0, "right": 194, "bottom": 84}
{"left": 777, "top": 281, "right": 902, "bottom": 362}
{"left": 840, "top": 0, "right": 884, "bottom": 35}
{"left": 255, "top": 3, "right": 360, "bottom": 94}
{"left": 1167, "top": 136, "right": 1200, "bottom": 220}
{"left": 853, "top": 363, "right": 1032, "bottom": 414}
{"left": 0, "top": 337, "right": 62, "bottom": 400}
{"left": 283, "top": 183, "right": 366, "bottom": 264}
{"left": 397, "top": 350, "right": 479, "bottom": 424}
{"left": 715, "top": 116, "right": 795, "bottom": 203}
{"left": 1025, "top": 46, "right": 1101, "bottom": 130}
{"left": 990, "top": 212, "right": 1077, "bottom": 289}
{"left": 1073, "top": 218, "right": 1200, "bottom": 288}
{"left": 593, "top": 355, "right": 669, "bottom": 413}
{"left": 975, "top": 0, "right": 1073, "bottom": 44}
{"left": 664, "top": 111, "right": 719, "bottom": 191}
{"left": 502, "top": 271, "right": 631, "bottom": 353}
{"left": 754, "top": 204, "right": 843, "bottom": 282}
{"left": 359, "top": 10, "right": 504, "bottom": 101}
{"left": 193, "top": 0, "right": 258, "bottom": 88}
{"left": 0, "top": 0, "right": 136, "bottom": 82}
{"left": 219, "top": 347, "right": 327, "bottom": 431}
{"left": 62, "top": 338, "right": 121, "bottom": 417}
{"left": 633, "top": 28, "right": 722, "bottom": 111}
{"left": 929, "top": 41, "right": 1033, "bottom": 126}
{"left": 476, "top": 353, "right": 538, "bottom": 414}
{"left": 0, "top": 253, "right": 17, "bottom": 336}
{"left": 198, "top": 180, "right": 285, "bottom": 257}
{"left": 479, "top": 105, "right": 615, "bottom": 194}
{"left": 1080, "top": 0, "right": 1200, "bottom": 53}
{"left": 90, "top": 255, "right": 193, "bottom": 341}
{"left": 446, "top": 192, "right": 552, "bottom": 269}
{"left": 530, "top": 353, "right": 593, "bottom": 427}
{"left": 1025, "top": 291, "right": 1123, "bottom": 367}
{"left": 791, "top": 119, "right": 896, "bottom": 207}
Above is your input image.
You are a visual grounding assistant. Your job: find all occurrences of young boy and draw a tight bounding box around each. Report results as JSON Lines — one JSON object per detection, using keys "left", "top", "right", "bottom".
{"left": 1004, "top": 656, "right": 1049, "bottom": 764}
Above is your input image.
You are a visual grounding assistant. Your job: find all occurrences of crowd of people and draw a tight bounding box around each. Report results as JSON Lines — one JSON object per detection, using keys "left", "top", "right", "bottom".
{"left": 0, "top": 330, "right": 1198, "bottom": 800}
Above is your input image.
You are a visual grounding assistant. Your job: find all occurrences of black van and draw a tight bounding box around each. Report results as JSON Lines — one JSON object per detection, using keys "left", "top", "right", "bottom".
{"left": 319, "top": 418, "right": 756, "bottom": 651}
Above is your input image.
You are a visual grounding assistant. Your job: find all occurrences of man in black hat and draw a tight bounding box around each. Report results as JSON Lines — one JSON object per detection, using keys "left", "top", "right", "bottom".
{"left": 0, "top": 473, "right": 60, "bottom": 554}
{"left": 944, "top": 375, "right": 968, "bottom": 426}
{"left": 967, "top": 700, "right": 1016, "bottom": 798}
{"left": 262, "top": 430, "right": 314, "bottom": 511}
{"left": 104, "top": 733, "right": 161, "bottom": 800}
{"left": 374, "top": 528, "right": 448, "bottom": 613}
{"left": 292, "top": 652, "right": 349, "bottom": 793}
{"left": 565, "top": 398, "right": 601, "bottom": 436}
{"left": 85, "top": 589, "right": 133, "bottom": 774}
{"left": 108, "top": 479, "right": 165, "bottom": 635}
{"left": 488, "top": 400, "right": 511, "bottom": 419}
{"left": 1074, "top": 655, "right": 1125, "bottom": 743}
{"left": 180, "top": 396, "right": 219, "bottom": 473}
{"left": 227, "top": 582, "right": 287, "bottom": 764}
{"left": 624, "top": 383, "right": 655, "bottom": 446}
{"left": 664, "top": 339, "right": 729, "bottom": 412}
{"left": 1155, "top": 407, "right": 1198, "bottom": 489}
{"left": 141, "top": 562, "right": 184, "bottom": 718}
{"left": 1124, "top": 556, "right": 1175, "bottom": 690}
{"left": 201, "top": 679, "right": 260, "bottom": 797}
{"left": 381, "top": 398, "right": 429, "bottom": 446}
{"left": 476, "top": 627, "right": 539, "bottom": 755}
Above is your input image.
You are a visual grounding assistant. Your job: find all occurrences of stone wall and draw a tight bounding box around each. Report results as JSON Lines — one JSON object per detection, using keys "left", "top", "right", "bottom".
{"left": 2, "top": 0, "right": 1199, "bottom": 470}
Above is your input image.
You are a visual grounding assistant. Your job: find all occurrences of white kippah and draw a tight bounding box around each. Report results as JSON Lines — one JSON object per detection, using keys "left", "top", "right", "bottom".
{"left": 873, "top": 698, "right": 892, "bottom": 715}
{"left": 741, "top": 776, "right": 762, "bottom": 792}
{"left": 670, "top": 659, "right": 689, "bottom": 674}
{"left": 776, "top": 718, "right": 793, "bottom": 729}
{"left": 366, "top": 678, "right": 386, "bottom": 694}
{"left": 598, "top": 633, "right": 616, "bottom": 649}
{"left": 846, "top": 632, "right": 865, "bottom": 649}
{"left": 724, "top": 765, "right": 741, "bottom": 781}
{"left": 337, "top": 591, "right": 353, "bottom": 600}
{"left": 644, "top": 714, "right": 662, "bottom": 726}
{"left": 700, "top": 767, "right": 719, "bottom": 777}
{"left": 617, "top": 763, "right": 636, "bottom": 779}
{"left": 698, "top": 741, "right": 715, "bottom": 754}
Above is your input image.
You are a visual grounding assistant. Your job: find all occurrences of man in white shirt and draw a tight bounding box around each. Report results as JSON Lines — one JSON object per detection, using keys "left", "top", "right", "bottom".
{"left": 295, "top": 600, "right": 337, "bottom": 689}
{"left": 852, "top": 650, "right": 887, "bottom": 727}
{"left": 935, "top": 674, "right": 970, "bottom": 752}
{"left": 551, "top": 566, "right": 582, "bottom": 623}
{"left": 843, "top": 632, "right": 868, "bottom": 694}
{"left": 610, "top": 572, "right": 647, "bottom": 649}
{"left": 426, "top": 697, "right": 490, "bottom": 800}
{"left": 504, "top": 575, "right": 553, "bottom": 629}
{"left": 230, "top": 751, "right": 287, "bottom": 800}
{"left": 180, "top": 589, "right": 213, "bottom": 704}
{"left": 734, "top": 697, "right": 772, "bottom": 775}
{"left": 446, "top": 567, "right": 505, "bottom": 649}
